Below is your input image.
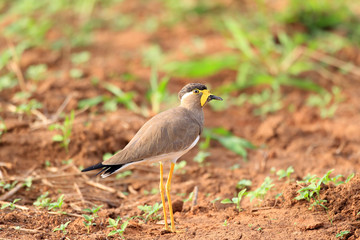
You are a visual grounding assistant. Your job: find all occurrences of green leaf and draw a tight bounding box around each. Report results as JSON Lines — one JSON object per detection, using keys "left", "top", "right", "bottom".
{"left": 70, "top": 68, "right": 83, "bottom": 79}
{"left": 236, "top": 179, "right": 252, "bottom": 189}
{"left": 103, "top": 153, "right": 113, "bottom": 161}
{"left": 108, "top": 218, "right": 118, "bottom": 227}
{"left": 116, "top": 170, "right": 132, "bottom": 179}
{"left": 108, "top": 230, "right": 118, "bottom": 236}
{"left": 223, "top": 17, "right": 254, "bottom": 59}
{"left": 26, "top": 64, "right": 47, "bottom": 81}
{"left": 162, "top": 54, "right": 239, "bottom": 78}
{"left": 203, "top": 128, "right": 255, "bottom": 158}
{"left": 104, "top": 83, "right": 124, "bottom": 97}
{"left": 345, "top": 173, "right": 355, "bottom": 183}
{"left": 238, "top": 188, "right": 247, "bottom": 199}
{"left": 52, "top": 135, "right": 64, "bottom": 142}
{"left": 78, "top": 96, "right": 104, "bottom": 109}
{"left": 103, "top": 99, "right": 118, "bottom": 112}
{"left": 183, "top": 192, "right": 194, "bottom": 203}
{"left": 220, "top": 199, "right": 233, "bottom": 204}
{"left": 217, "top": 136, "right": 253, "bottom": 158}
{"left": 193, "top": 151, "right": 211, "bottom": 164}
{"left": 71, "top": 51, "right": 91, "bottom": 65}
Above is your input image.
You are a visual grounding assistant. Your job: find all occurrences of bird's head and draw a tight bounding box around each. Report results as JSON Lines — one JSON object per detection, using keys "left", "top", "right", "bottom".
{"left": 178, "top": 83, "right": 222, "bottom": 108}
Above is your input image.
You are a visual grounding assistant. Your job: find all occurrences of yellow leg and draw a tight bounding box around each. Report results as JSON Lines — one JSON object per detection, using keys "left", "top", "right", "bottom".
{"left": 166, "top": 163, "right": 176, "bottom": 232}
{"left": 159, "top": 162, "right": 169, "bottom": 230}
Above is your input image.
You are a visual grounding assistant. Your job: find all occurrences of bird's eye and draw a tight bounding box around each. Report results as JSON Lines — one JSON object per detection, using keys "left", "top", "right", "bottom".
{"left": 193, "top": 89, "right": 199, "bottom": 94}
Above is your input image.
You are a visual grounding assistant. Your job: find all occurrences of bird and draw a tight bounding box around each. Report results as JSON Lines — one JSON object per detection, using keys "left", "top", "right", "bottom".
{"left": 81, "top": 83, "right": 222, "bottom": 232}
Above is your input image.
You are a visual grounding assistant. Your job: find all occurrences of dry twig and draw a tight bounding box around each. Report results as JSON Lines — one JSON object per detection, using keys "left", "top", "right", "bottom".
{"left": 73, "top": 182, "right": 85, "bottom": 205}
{"left": 0, "top": 225, "right": 50, "bottom": 235}
{"left": 191, "top": 186, "right": 199, "bottom": 209}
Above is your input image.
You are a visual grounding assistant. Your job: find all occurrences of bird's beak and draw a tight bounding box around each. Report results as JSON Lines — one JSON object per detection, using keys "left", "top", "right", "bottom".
{"left": 200, "top": 89, "right": 223, "bottom": 106}
{"left": 208, "top": 94, "right": 223, "bottom": 101}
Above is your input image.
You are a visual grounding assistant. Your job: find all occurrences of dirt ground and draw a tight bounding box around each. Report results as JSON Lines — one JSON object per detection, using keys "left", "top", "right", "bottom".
{"left": 1, "top": 1, "right": 360, "bottom": 240}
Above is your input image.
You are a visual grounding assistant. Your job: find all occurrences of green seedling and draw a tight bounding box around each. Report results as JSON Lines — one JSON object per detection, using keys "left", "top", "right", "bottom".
{"left": 78, "top": 96, "right": 104, "bottom": 109}
{"left": 307, "top": 86, "right": 344, "bottom": 118}
{"left": 204, "top": 127, "right": 255, "bottom": 160}
{"left": 295, "top": 170, "right": 355, "bottom": 210}
{"left": 83, "top": 205, "right": 103, "bottom": 217}
{"left": 146, "top": 67, "right": 170, "bottom": 114}
{"left": 49, "top": 110, "right": 75, "bottom": 152}
{"left": 176, "top": 192, "right": 186, "bottom": 197}
{"left": 211, "top": 197, "right": 221, "bottom": 204}
{"left": 26, "top": 64, "right": 47, "bottom": 82}
{"left": 276, "top": 166, "right": 294, "bottom": 181}
{"left": 137, "top": 202, "right": 162, "bottom": 223}
{"left": 0, "top": 73, "right": 18, "bottom": 91}
{"left": 70, "top": 68, "right": 84, "bottom": 79}
{"left": 0, "top": 41, "right": 29, "bottom": 81}
{"left": 236, "top": 179, "right": 252, "bottom": 190}
{"left": 295, "top": 170, "right": 334, "bottom": 210}
{"left": 71, "top": 51, "right": 91, "bottom": 65}
{"left": 223, "top": 219, "right": 228, "bottom": 226}
{"left": 1, "top": 199, "right": 21, "bottom": 210}
{"left": 23, "top": 177, "right": 32, "bottom": 190}
{"left": 45, "top": 160, "right": 51, "bottom": 167}
{"left": 174, "top": 160, "right": 186, "bottom": 174}
{"left": 247, "top": 177, "right": 274, "bottom": 202}
{"left": 221, "top": 188, "right": 247, "bottom": 212}
{"left": 82, "top": 205, "right": 103, "bottom": 233}
{"left": 48, "top": 194, "right": 65, "bottom": 211}
{"left": 223, "top": 17, "right": 322, "bottom": 92}
{"left": 144, "top": 188, "right": 159, "bottom": 195}
{"left": 336, "top": 230, "right": 350, "bottom": 239}
{"left": 183, "top": 192, "right": 194, "bottom": 203}
{"left": 116, "top": 170, "right": 132, "bottom": 179}
{"left": 248, "top": 88, "right": 283, "bottom": 117}
{"left": 344, "top": 173, "right": 355, "bottom": 184}
{"left": 193, "top": 151, "right": 211, "bottom": 166}
{"left": 78, "top": 84, "right": 140, "bottom": 113}
{"left": 299, "top": 170, "right": 353, "bottom": 186}
{"left": 83, "top": 214, "right": 96, "bottom": 233}
{"left": 61, "top": 159, "right": 73, "bottom": 165}
{"left": 33, "top": 192, "right": 51, "bottom": 208}
{"left": 53, "top": 221, "right": 71, "bottom": 235}
{"left": 104, "top": 83, "right": 139, "bottom": 112}
{"left": 230, "top": 164, "right": 241, "bottom": 170}
{"left": 0, "top": 180, "right": 18, "bottom": 191}
{"left": 16, "top": 99, "right": 43, "bottom": 116}
{"left": 107, "top": 217, "right": 131, "bottom": 238}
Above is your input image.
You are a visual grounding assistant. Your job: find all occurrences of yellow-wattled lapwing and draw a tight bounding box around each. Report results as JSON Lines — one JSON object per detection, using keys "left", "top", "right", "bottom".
{"left": 82, "top": 83, "right": 222, "bottom": 232}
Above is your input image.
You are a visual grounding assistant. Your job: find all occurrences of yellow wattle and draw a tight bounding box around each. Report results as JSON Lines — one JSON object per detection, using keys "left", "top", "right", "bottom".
{"left": 200, "top": 90, "right": 211, "bottom": 106}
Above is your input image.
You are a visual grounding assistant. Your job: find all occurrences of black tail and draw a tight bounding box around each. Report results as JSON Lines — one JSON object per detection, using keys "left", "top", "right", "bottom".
{"left": 81, "top": 162, "right": 124, "bottom": 177}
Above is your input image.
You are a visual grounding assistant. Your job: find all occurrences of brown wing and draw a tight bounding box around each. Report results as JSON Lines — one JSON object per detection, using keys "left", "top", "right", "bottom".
{"left": 103, "top": 107, "right": 202, "bottom": 165}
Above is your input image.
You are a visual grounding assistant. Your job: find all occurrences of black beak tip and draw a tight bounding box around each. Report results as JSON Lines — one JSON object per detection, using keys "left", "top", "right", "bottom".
{"left": 209, "top": 95, "right": 223, "bottom": 101}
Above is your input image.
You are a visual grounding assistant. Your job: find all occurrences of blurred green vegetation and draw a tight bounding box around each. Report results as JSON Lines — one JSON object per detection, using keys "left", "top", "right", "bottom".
{"left": 0, "top": 0, "right": 358, "bottom": 119}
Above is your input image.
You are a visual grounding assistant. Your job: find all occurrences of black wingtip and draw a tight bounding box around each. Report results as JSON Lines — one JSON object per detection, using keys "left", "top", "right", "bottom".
{"left": 82, "top": 162, "right": 124, "bottom": 177}
{"left": 81, "top": 162, "right": 104, "bottom": 172}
